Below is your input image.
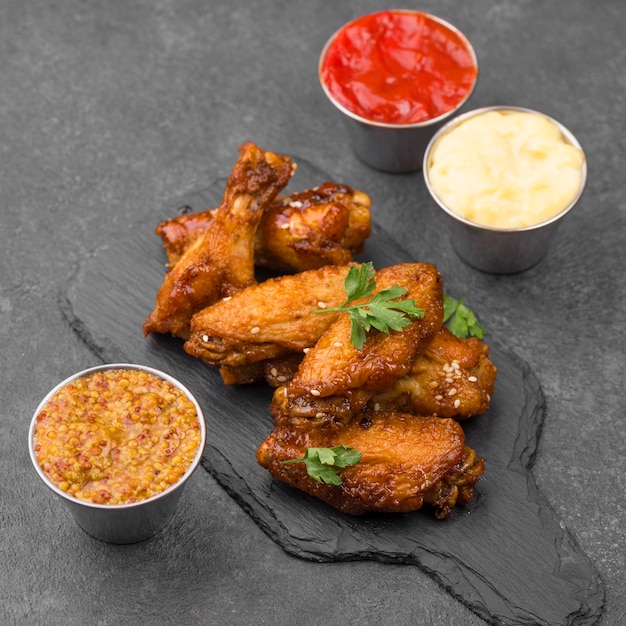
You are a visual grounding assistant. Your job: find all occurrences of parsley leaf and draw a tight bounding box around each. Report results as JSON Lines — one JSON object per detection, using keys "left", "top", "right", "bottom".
{"left": 313, "top": 263, "right": 425, "bottom": 350}
{"left": 282, "top": 446, "right": 361, "bottom": 485}
{"left": 443, "top": 294, "right": 486, "bottom": 339}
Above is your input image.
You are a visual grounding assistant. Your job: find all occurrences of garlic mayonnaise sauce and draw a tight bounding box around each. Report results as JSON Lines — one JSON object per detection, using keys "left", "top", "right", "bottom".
{"left": 426, "top": 110, "right": 585, "bottom": 229}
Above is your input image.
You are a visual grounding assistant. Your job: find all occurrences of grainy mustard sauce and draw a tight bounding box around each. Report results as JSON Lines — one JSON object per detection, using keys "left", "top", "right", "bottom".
{"left": 33, "top": 369, "right": 202, "bottom": 505}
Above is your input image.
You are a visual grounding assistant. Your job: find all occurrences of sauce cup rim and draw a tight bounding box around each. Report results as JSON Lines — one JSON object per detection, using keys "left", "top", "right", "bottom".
{"left": 318, "top": 9, "right": 479, "bottom": 130}
{"left": 422, "top": 105, "right": 588, "bottom": 232}
{"left": 28, "top": 362, "right": 207, "bottom": 511}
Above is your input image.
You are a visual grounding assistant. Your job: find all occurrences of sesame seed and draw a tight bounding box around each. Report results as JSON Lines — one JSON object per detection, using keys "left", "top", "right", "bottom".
{"left": 202, "top": 335, "right": 209, "bottom": 342}
{"left": 222, "top": 296, "right": 232, "bottom": 301}
{"left": 250, "top": 326, "right": 260, "bottom": 334}
{"left": 454, "top": 399, "right": 461, "bottom": 408}
{"left": 333, "top": 342, "right": 343, "bottom": 348}
{"left": 468, "top": 376, "right": 478, "bottom": 383}
{"left": 445, "top": 377, "right": 454, "bottom": 383}
{"left": 429, "top": 381, "right": 438, "bottom": 389}
{"left": 448, "top": 388, "right": 457, "bottom": 396}
{"left": 303, "top": 347, "right": 310, "bottom": 354}
{"left": 270, "top": 368, "right": 278, "bottom": 377}
{"left": 315, "top": 412, "right": 325, "bottom": 419}
{"left": 317, "top": 301, "right": 327, "bottom": 309}
{"left": 310, "top": 389, "right": 321, "bottom": 396}
{"left": 276, "top": 375, "right": 287, "bottom": 383}
{"left": 280, "top": 223, "right": 290, "bottom": 229}
{"left": 435, "top": 395, "right": 443, "bottom": 401}
{"left": 373, "top": 403, "right": 380, "bottom": 411}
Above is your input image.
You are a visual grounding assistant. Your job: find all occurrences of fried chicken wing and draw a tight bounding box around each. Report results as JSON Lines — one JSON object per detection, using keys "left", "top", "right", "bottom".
{"left": 142, "top": 140, "right": 493, "bottom": 522}
{"left": 370, "top": 327, "right": 497, "bottom": 419}
{"left": 156, "top": 181, "right": 372, "bottom": 272}
{"left": 155, "top": 207, "right": 218, "bottom": 268}
{"left": 256, "top": 409, "right": 485, "bottom": 517}
{"left": 271, "top": 263, "right": 444, "bottom": 424}
{"left": 255, "top": 182, "right": 371, "bottom": 272}
{"left": 183, "top": 264, "right": 354, "bottom": 371}
{"left": 143, "top": 142, "right": 295, "bottom": 338}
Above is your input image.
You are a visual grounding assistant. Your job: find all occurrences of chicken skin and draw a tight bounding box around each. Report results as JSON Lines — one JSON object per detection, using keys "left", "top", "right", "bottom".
{"left": 184, "top": 264, "right": 354, "bottom": 372}
{"left": 256, "top": 409, "right": 485, "bottom": 517}
{"left": 254, "top": 327, "right": 496, "bottom": 421}
{"left": 218, "top": 353, "right": 305, "bottom": 386}
{"left": 143, "top": 142, "right": 295, "bottom": 338}
{"left": 370, "top": 327, "right": 497, "bottom": 419}
{"left": 155, "top": 181, "right": 372, "bottom": 272}
{"left": 255, "top": 182, "right": 371, "bottom": 272}
{"left": 271, "top": 263, "right": 444, "bottom": 425}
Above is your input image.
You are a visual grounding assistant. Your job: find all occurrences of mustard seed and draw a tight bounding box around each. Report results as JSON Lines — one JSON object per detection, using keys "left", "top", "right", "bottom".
{"left": 33, "top": 369, "right": 202, "bottom": 506}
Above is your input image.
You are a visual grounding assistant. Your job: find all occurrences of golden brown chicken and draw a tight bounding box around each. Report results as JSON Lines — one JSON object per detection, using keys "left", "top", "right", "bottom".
{"left": 370, "top": 327, "right": 497, "bottom": 419}
{"left": 143, "top": 142, "right": 295, "bottom": 338}
{"left": 155, "top": 207, "right": 218, "bottom": 269}
{"left": 256, "top": 409, "right": 485, "bottom": 517}
{"left": 184, "top": 264, "right": 354, "bottom": 370}
{"left": 271, "top": 263, "right": 444, "bottom": 425}
{"left": 141, "top": 139, "right": 493, "bottom": 521}
{"left": 155, "top": 181, "right": 372, "bottom": 272}
{"left": 255, "top": 182, "right": 371, "bottom": 272}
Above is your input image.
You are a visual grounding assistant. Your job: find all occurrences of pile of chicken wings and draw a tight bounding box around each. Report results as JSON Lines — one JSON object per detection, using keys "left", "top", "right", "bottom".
{"left": 144, "top": 142, "right": 496, "bottom": 519}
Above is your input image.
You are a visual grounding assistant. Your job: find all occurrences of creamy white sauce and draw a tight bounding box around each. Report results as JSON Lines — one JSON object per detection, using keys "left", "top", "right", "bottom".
{"left": 427, "top": 110, "right": 585, "bottom": 229}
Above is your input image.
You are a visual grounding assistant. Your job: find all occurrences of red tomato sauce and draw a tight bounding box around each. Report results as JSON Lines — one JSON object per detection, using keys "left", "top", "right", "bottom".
{"left": 320, "top": 10, "right": 477, "bottom": 125}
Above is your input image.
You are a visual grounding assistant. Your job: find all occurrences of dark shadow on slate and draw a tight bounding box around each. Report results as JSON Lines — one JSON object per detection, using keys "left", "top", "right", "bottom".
{"left": 59, "top": 158, "right": 604, "bottom": 626}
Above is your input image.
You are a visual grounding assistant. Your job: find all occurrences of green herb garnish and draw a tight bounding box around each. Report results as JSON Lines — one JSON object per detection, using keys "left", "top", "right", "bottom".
{"left": 282, "top": 446, "right": 361, "bottom": 485}
{"left": 313, "top": 262, "right": 425, "bottom": 350}
{"left": 443, "top": 294, "right": 486, "bottom": 339}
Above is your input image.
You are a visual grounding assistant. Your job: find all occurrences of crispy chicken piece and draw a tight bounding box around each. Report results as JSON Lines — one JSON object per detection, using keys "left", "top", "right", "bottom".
{"left": 155, "top": 207, "right": 218, "bottom": 268}
{"left": 370, "top": 327, "right": 497, "bottom": 419}
{"left": 143, "top": 142, "right": 294, "bottom": 338}
{"left": 256, "top": 409, "right": 485, "bottom": 517}
{"left": 156, "top": 181, "right": 372, "bottom": 272}
{"left": 255, "top": 182, "right": 371, "bottom": 272}
{"left": 262, "top": 328, "right": 497, "bottom": 417}
{"left": 184, "top": 264, "right": 354, "bottom": 373}
{"left": 271, "top": 263, "right": 444, "bottom": 425}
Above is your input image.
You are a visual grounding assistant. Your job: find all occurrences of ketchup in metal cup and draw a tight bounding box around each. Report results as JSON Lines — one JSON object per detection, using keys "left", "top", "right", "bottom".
{"left": 320, "top": 10, "right": 477, "bottom": 125}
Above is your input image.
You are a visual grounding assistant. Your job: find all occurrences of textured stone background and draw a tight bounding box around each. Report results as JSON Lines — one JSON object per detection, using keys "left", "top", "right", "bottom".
{"left": 2, "top": 1, "right": 624, "bottom": 625}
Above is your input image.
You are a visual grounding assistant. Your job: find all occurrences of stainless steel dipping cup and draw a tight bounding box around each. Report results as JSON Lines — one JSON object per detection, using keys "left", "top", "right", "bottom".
{"left": 29, "top": 363, "right": 207, "bottom": 544}
{"left": 423, "top": 106, "right": 587, "bottom": 274}
{"left": 318, "top": 12, "right": 478, "bottom": 173}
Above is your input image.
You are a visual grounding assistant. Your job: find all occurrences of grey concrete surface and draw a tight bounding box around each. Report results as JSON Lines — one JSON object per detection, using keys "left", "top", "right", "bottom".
{"left": 2, "top": 1, "right": 624, "bottom": 625}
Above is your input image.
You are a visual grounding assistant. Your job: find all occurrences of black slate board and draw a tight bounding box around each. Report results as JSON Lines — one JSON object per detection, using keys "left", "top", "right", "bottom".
{"left": 59, "top": 158, "right": 604, "bottom": 626}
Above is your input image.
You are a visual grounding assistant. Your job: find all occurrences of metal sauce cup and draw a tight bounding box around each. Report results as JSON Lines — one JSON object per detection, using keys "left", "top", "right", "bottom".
{"left": 423, "top": 106, "right": 587, "bottom": 273}
{"left": 28, "top": 363, "right": 207, "bottom": 544}
{"left": 319, "top": 11, "right": 478, "bottom": 173}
